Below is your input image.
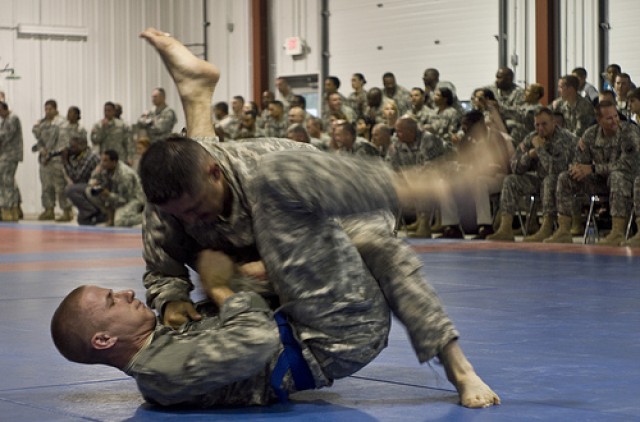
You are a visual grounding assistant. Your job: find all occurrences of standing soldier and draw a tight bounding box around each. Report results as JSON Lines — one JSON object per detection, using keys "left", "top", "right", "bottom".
{"left": 91, "top": 102, "right": 133, "bottom": 165}
{"left": 32, "top": 99, "right": 67, "bottom": 220}
{"left": 137, "top": 87, "right": 177, "bottom": 143}
{"left": 55, "top": 106, "right": 88, "bottom": 222}
{"left": 0, "top": 101, "right": 23, "bottom": 222}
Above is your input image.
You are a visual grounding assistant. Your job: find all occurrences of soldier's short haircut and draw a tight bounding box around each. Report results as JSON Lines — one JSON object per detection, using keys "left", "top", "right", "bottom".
{"left": 595, "top": 100, "right": 616, "bottom": 117}
{"left": 374, "top": 123, "right": 391, "bottom": 137}
{"left": 528, "top": 83, "right": 545, "bottom": 100}
{"left": 462, "top": 109, "right": 485, "bottom": 127}
{"left": 139, "top": 136, "right": 211, "bottom": 205}
{"left": 397, "top": 116, "right": 418, "bottom": 133}
{"left": 438, "top": 87, "right": 454, "bottom": 106}
{"left": 616, "top": 73, "right": 631, "bottom": 82}
{"left": 155, "top": 87, "right": 166, "bottom": 97}
{"left": 292, "top": 95, "right": 306, "bottom": 109}
{"left": 607, "top": 63, "right": 621, "bottom": 73}
{"left": 382, "top": 72, "right": 395, "bottom": 80}
{"left": 534, "top": 107, "right": 554, "bottom": 119}
{"left": 70, "top": 136, "right": 88, "bottom": 148}
{"left": 244, "top": 109, "right": 257, "bottom": 119}
{"left": 103, "top": 150, "right": 119, "bottom": 162}
{"left": 69, "top": 106, "right": 81, "bottom": 119}
{"left": 561, "top": 75, "right": 580, "bottom": 91}
{"left": 353, "top": 73, "right": 367, "bottom": 84}
{"left": 572, "top": 67, "right": 587, "bottom": 78}
{"left": 214, "top": 101, "right": 229, "bottom": 114}
{"left": 104, "top": 101, "right": 116, "bottom": 109}
{"left": 307, "top": 116, "right": 323, "bottom": 130}
{"left": 0, "top": 101, "right": 7, "bottom": 111}
{"left": 628, "top": 87, "right": 640, "bottom": 101}
{"left": 480, "top": 88, "right": 497, "bottom": 102}
{"left": 287, "top": 123, "right": 310, "bottom": 142}
{"left": 599, "top": 90, "right": 616, "bottom": 102}
{"left": 45, "top": 99, "right": 58, "bottom": 109}
{"left": 336, "top": 120, "right": 356, "bottom": 138}
{"left": 411, "top": 87, "right": 425, "bottom": 95}
{"left": 270, "top": 100, "right": 284, "bottom": 109}
{"left": 326, "top": 76, "right": 341, "bottom": 89}
{"left": 233, "top": 95, "right": 245, "bottom": 103}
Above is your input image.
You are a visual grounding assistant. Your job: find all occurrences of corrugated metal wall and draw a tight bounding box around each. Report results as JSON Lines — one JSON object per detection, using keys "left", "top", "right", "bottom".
{"left": 0, "top": 0, "right": 250, "bottom": 215}
{"left": 327, "top": 0, "right": 500, "bottom": 102}
{"left": 609, "top": 0, "right": 640, "bottom": 86}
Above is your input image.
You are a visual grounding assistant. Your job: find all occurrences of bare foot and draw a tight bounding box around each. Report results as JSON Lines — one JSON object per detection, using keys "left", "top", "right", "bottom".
{"left": 439, "top": 340, "right": 501, "bottom": 408}
{"left": 140, "top": 27, "right": 219, "bottom": 137}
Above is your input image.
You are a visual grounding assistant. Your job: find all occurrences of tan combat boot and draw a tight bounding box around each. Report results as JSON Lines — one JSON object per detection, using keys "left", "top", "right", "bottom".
{"left": 55, "top": 207, "right": 74, "bottom": 222}
{"left": 1, "top": 208, "right": 16, "bottom": 222}
{"left": 523, "top": 215, "right": 555, "bottom": 242}
{"left": 570, "top": 214, "right": 585, "bottom": 236}
{"left": 598, "top": 216, "right": 627, "bottom": 246}
{"left": 11, "top": 206, "right": 20, "bottom": 221}
{"left": 408, "top": 214, "right": 431, "bottom": 238}
{"left": 486, "top": 212, "right": 514, "bottom": 241}
{"left": 543, "top": 215, "right": 573, "bottom": 243}
{"left": 38, "top": 208, "right": 55, "bottom": 220}
{"left": 404, "top": 220, "right": 419, "bottom": 231}
{"left": 622, "top": 218, "right": 640, "bottom": 247}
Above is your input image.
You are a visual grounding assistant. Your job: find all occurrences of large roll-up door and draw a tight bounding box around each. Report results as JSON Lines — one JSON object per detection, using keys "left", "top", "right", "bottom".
{"left": 609, "top": 0, "right": 640, "bottom": 83}
{"left": 328, "top": 0, "right": 499, "bottom": 102}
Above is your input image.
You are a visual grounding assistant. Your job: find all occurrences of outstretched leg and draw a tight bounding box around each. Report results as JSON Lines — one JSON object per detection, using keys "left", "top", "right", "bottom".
{"left": 140, "top": 28, "right": 219, "bottom": 138}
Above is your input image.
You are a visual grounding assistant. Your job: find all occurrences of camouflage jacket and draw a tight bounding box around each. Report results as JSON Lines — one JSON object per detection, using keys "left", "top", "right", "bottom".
{"left": 90, "top": 161, "right": 145, "bottom": 209}
{"left": 511, "top": 127, "right": 577, "bottom": 179}
{"left": 91, "top": 118, "right": 133, "bottom": 163}
{"left": 385, "top": 131, "right": 445, "bottom": 171}
{"left": 575, "top": 122, "right": 640, "bottom": 177}
{"left": 138, "top": 105, "right": 177, "bottom": 142}
{"left": 0, "top": 113, "right": 23, "bottom": 162}
{"left": 550, "top": 95, "right": 595, "bottom": 137}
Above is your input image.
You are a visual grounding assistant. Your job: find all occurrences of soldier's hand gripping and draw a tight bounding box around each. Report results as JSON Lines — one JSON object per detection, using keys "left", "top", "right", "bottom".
{"left": 163, "top": 300, "right": 202, "bottom": 329}
{"left": 197, "top": 250, "right": 236, "bottom": 307}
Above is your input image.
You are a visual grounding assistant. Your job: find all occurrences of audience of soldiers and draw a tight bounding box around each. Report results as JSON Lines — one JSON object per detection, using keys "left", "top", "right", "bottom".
{"left": 2, "top": 63, "right": 640, "bottom": 246}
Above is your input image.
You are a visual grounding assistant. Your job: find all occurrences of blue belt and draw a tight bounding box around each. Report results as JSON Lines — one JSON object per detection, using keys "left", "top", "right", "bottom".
{"left": 270, "top": 311, "right": 316, "bottom": 402}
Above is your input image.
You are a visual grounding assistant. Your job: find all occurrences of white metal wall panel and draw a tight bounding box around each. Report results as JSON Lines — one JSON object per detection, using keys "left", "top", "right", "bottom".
{"left": 0, "top": 0, "right": 251, "bottom": 215}
{"left": 327, "top": 0, "right": 500, "bottom": 102}
{"left": 559, "top": 0, "right": 600, "bottom": 88}
{"left": 270, "top": 0, "right": 323, "bottom": 79}
{"left": 609, "top": 0, "right": 640, "bottom": 85}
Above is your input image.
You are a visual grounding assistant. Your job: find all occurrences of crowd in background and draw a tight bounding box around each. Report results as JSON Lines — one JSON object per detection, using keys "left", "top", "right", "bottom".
{"left": 1, "top": 63, "right": 640, "bottom": 246}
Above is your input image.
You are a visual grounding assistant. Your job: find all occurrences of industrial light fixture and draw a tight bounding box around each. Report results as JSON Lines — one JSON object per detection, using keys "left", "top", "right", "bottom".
{"left": 17, "top": 24, "right": 88, "bottom": 38}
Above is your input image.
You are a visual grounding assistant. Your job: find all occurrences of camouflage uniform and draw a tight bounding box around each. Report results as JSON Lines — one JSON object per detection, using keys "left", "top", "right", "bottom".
{"left": 32, "top": 115, "right": 70, "bottom": 210}
{"left": 363, "top": 99, "right": 390, "bottom": 125}
{"left": 486, "top": 84, "right": 525, "bottom": 134}
{"left": 383, "top": 86, "right": 412, "bottom": 116}
{"left": 348, "top": 89, "right": 367, "bottom": 117}
{"left": 86, "top": 161, "right": 145, "bottom": 226}
{"left": 59, "top": 121, "right": 87, "bottom": 148}
{"left": 263, "top": 116, "right": 288, "bottom": 138}
{"left": 500, "top": 128, "right": 577, "bottom": 216}
{"left": 556, "top": 122, "right": 640, "bottom": 217}
{"left": 0, "top": 112, "right": 23, "bottom": 208}
{"left": 321, "top": 92, "right": 348, "bottom": 120}
{"left": 215, "top": 115, "right": 240, "bottom": 141}
{"left": 634, "top": 175, "right": 640, "bottom": 217}
{"left": 91, "top": 118, "right": 133, "bottom": 163}
{"left": 138, "top": 139, "right": 458, "bottom": 406}
{"left": 322, "top": 104, "right": 357, "bottom": 129}
{"left": 333, "top": 137, "right": 379, "bottom": 157}
{"left": 137, "top": 105, "right": 177, "bottom": 143}
{"left": 550, "top": 96, "right": 595, "bottom": 137}
{"left": 235, "top": 125, "right": 266, "bottom": 140}
{"left": 410, "top": 105, "right": 434, "bottom": 130}
{"left": 385, "top": 131, "right": 445, "bottom": 171}
{"left": 425, "top": 107, "right": 461, "bottom": 146}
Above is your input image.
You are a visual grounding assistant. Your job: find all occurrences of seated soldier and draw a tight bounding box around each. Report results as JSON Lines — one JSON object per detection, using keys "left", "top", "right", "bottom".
{"left": 50, "top": 28, "right": 499, "bottom": 410}
{"left": 544, "top": 100, "right": 640, "bottom": 245}
{"left": 623, "top": 175, "right": 640, "bottom": 247}
{"left": 488, "top": 108, "right": 577, "bottom": 242}
{"left": 76, "top": 150, "right": 145, "bottom": 226}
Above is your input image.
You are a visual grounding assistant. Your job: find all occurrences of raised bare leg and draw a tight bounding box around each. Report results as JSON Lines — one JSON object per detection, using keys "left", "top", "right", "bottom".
{"left": 140, "top": 28, "right": 219, "bottom": 138}
{"left": 439, "top": 339, "right": 501, "bottom": 408}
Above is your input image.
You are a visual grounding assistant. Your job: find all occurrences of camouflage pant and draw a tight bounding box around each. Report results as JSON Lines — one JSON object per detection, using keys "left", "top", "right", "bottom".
{"left": 39, "top": 161, "right": 70, "bottom": 209}
{"left": 556, "top": 170, "right": 633, "bottom": 217}
{"left": 500, "top": 172, "right": 559, "bottom": 216}
{"left": 0, "top": 161, "right": 20, "bottom": 208}
{"left": 114, "top": 201, "right": 144, "bottom": 227}
{"left": 252, "top": 152, "right": 458, "bottom": 383}
{"left": 634, "top": 175, "right": 640, "bottom": 216}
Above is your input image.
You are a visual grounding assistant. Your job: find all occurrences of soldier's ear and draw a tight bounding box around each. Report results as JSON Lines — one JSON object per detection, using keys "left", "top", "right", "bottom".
{"left": 208, "top": 162, "right": 222, "bottom": 181}
{"left": 91, "top": 332, "right": 118, "bottom": 350}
